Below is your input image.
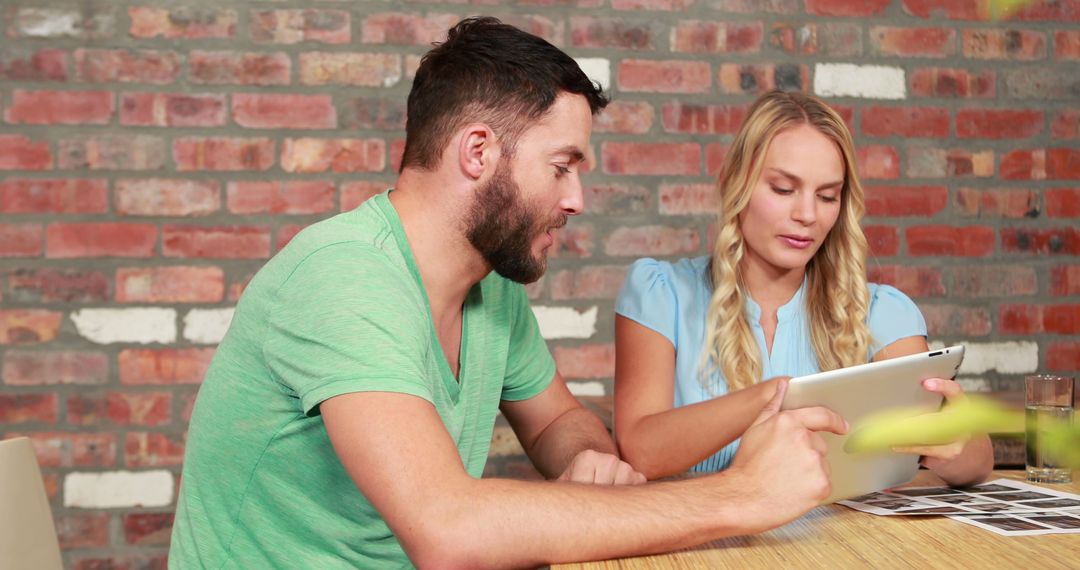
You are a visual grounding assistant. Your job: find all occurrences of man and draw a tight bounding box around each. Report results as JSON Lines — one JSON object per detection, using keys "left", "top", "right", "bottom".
{"left": 170, "top": 17, "right": 847, "bottom": 568}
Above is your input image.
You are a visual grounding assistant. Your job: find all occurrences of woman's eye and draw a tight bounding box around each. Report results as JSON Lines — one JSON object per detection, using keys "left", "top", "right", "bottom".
{"left": 818, "top": 193, "right": 839, "bottom": 203}
{"left": 770, "top": 185, "right": 793, "bottom": 194}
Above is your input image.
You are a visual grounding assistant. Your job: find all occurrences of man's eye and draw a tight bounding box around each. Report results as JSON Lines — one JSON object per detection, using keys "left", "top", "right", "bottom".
{"left": 555, "top": 165, "right": 572, "bottom": 177}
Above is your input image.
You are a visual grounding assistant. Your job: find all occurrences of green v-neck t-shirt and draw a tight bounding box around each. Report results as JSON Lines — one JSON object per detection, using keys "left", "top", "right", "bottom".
{"left": 169, "top": 190, "right": 556, "bottom": 568}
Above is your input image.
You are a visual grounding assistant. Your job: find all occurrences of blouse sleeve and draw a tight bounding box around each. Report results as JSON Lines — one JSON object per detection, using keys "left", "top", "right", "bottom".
{"left": 867, "top": 283, "right": 927, "bottom": 355}
{"left": 615, "top": 258, "right": 679, "bottom": 347}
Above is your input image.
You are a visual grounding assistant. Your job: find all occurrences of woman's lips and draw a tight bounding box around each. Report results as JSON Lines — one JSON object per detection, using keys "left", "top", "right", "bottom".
{"left": 780, "top": 235, "right": 813, "bottom": 249}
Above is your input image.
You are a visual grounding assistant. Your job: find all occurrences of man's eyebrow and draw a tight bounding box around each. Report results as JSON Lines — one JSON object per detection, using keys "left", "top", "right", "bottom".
{"left": 767, "top": 167, "right": 843, "bottom": 190}
{"left": 553, "top": 145, "right": 587, "bottom": 163}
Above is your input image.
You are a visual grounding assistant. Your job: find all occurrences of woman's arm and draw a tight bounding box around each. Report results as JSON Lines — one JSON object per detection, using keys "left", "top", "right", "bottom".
{"left": 613, "top": 315, "right": 780, "bottom": 479}
{"left": 873, "top": 335, "right": 994, "bottom": 486}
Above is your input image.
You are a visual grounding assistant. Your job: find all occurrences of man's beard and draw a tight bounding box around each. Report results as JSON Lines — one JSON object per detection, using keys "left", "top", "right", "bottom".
{"left": 465, "top": 160, "right": 565, "bottom": 284}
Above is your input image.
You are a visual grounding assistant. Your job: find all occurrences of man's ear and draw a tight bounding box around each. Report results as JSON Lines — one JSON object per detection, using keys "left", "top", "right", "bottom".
{"left": 457, "top": 123, "right": 498, "bottom": 181}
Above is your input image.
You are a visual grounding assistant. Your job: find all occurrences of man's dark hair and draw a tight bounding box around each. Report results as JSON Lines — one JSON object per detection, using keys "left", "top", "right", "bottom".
{"left": 400, "top": 16, "right": 608, "bottom": 172}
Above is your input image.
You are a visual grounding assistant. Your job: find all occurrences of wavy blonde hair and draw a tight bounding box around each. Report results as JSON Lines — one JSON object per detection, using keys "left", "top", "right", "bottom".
{"left": 703, "top": 90, "right": 871, "bottom": 392}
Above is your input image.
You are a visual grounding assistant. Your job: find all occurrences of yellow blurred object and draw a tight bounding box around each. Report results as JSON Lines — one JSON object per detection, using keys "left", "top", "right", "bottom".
{"left": 844, "top": 395, "right": 1023, "bottom": 453}
{"left": 987, "top": 0, "right": 1038, "bottom": 19}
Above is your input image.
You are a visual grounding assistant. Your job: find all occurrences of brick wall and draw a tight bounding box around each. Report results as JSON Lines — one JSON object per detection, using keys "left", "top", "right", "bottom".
{"left": 0, "top": 0, "right": 1077, "bottom": 565}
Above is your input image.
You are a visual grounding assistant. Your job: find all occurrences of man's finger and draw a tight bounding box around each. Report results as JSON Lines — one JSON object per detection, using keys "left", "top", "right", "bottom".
{"left": 752, "top": 378, "right": 789, "bottom": 427}
{"left": 786, "top": 406, "right": 848, "bottom": 435}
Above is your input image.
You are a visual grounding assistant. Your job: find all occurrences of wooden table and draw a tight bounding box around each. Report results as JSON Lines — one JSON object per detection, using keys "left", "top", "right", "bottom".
{"left": 554, "top": 470, "right": 1080, "bottom": 569}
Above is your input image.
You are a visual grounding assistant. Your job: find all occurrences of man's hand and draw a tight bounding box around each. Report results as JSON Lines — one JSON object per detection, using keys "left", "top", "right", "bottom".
{"left": 556, "top": 449, "right": 647, "bottom": 485}
{"left": 726, "top": 378, "right": 848, "bottom": 533}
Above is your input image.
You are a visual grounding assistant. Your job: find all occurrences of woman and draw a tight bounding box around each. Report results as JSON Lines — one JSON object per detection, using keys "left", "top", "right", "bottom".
{"left": 613, "top": 90, "right": 992, "bottom": 485}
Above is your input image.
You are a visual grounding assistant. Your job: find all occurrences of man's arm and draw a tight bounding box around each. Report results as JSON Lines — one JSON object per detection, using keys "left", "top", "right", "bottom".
{"left": 321, "top": 380, "right": 846, "bottom": 569}
{"left": 500, "top": 371, "right": 643, "bottom": 484}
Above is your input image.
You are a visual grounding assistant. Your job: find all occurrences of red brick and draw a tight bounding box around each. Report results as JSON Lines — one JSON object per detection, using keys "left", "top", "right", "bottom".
{"left": 712, "top": 0, "right": 798, "bottom": 13}
{"left": 252, "top": 9, "right": 350, "bottom": 44}
{"left": 1046, "top": 188, "right": 1080, "bottom": 218}
{"left": 618, "top": 59, "right": 710, "bottom": 93}
{"left": 227, "top": 181, "right": 336, "bottom": 214}
{"left": 583, "top": 184, "right": 650, "bottom": 215}
{"left": 126, "top": 432, "right": 185, "bottom": 468}
{"left": 56, "top": 514, "right": 110, "bottom": 549}
{"left": 862, "top": 107, "right": 949, "bottom": 138}
{"left": 342, "top": 97, "right": 407, "bottom": 130}
{"left": 0, "top": 135, "right": 52, "bottom": 170}
{"left": 658, "top": 184, "right": 717, "bottom": 215}
{"left": 718, "top": 63, "right": 810, "bottom": 94}
{"left": 180, "top": 391, "right": 198, "bottom": 423}
{"left": 281, "top": 138, "right": 385, "bottom": 173}
{"left": 1057, "top": 30, "right": 1080, "bottom": 60}
{"left": 957, "top": 109, "right": 1043, "bottom": 139}
{"left": 604, "top": 226, "right": 699, "bottom": 256}
{"left": 233, "top": 94, "right": 336, "bottom": 129}
{"left": 3, "top": 350, "right": 109, "bottom": 386}
{"left": 7, "top": 8, "right": 116, "bottom": 39}
{"left": 768, "top": 22, "right": 861, "bottom": 56}
{"left": 921, "top": 305, "right": 992, "bottom": 336}
{"left": 1002, "top": 227, "right": 1080, "bottom": 255}
{"left": 871, "top": 27, "right": 955, "bottom": 57}
{"left": 0, "top": 394, "right": 57, "bottom": 424}
{"left": 123, "top": 512, "right": 175, "bottom": 545}
{"left": 129, "top": 7, "right": 236, "bottom": 39}
{"left": 865, "top": 185, "right": 948, "bottom": 217}
{"left": 341, "top": 181, "right": 388, "bottom": 211}
{"left": 496, "top": 15, "right": 563, "bottom": 46}
{"left": 0, "top": 224, "right": 43, "bottom": 257}
{"left": 962, "top": 29, "right": 1047, "bottom": 60}
{"left": 594, "top": 101, "right": 654, "bottom": 135}
{"left": 228, "top": 272, "right": 255, "bottom": 302}
{"left": 7, "top": 269, "right": 109, "bottom": 303}
{"left": 5, "top": 90, "right": 112, "bottom": 125}
{"left": 299, "top": 52, "right": 401, "bottom": 87}
{"left": 116, "top": 266, "right": 224, "bottom": 303}
{"left": 769, "top": 22, "right": 817, "bottom": 54}
{"left": 111, "top": 392, "right": 172, "bottom": 426}
{"left": 906, "top": 147, "right": 993, "bottom": 178}
{"left": 1049, "top": 148, "right": 1080, "bottom": 180}
{"left": 276, "top": 224, "right": 307, "bottom": 252}
{"left": 554, "top": 344, "right": 616, "bottom": 379}
{"left": 706, "top": 143, "right": 730, "bottom": 177}
{"left": 570, "top": 17, "right": 657, "bottom": 49}
{"left": 856, "top": 146, "right": 900, "bottom": 180}
{"left": 162, "top": 225, "right": 271, "bottom": 259}
{"left": 119, "top": 348, "right": 215, "bottom": 385}
{"left": 661, "top": 103, "right": 745, "bottom": 135}
{"left": 949, "top": 265, "right": 1037, "bottom": 297}
{"left": 1052, "top": 111, "right": 1079, "bottom": 139}
{"left": 58, "top": 135, "right": 167, "bottom": 170}
{"left": 1047, "top": 341, "right": 1080, "bottom": 372}
{"left": 551, "top": 267, "right": 628, "bottom": 300}
{"left": 602, "top": 142, "right": 700, "bottom": 176}
{"left": 75, "top": 49, "right": 180, "bottom": 84}
{"left": 189, "top": 51, "right": 290, "bottom": 85}
{"left": 901, "top": 0, "right": 986, "bottom": 19}
{"left": 910, "top": 68, "right": 995, "bottom": 98}
{"left": 115, "top": 179, "right": 220, "bottom": 216}
{"left": 1009, "top": 0, "right": 1080, "bottom": 22}
{"left": 1051, "top": 265, "right": 1080, "bottom": 296}
{"left": 173, "top": 137, "right": 274, "bottom": 171}
{"left": 0, "top": 49, "right": 67, "bottom": 81}
{"left": 1001, "top": 305, "right": 1080, "bottom": 335}
{"left": 955, "top": 187, "right": 1039, "bottom": 219}
{"left": 390, "top": 139, "right": 406, "bottom": 174}
{"left": 907, "top": 226, "right": 995, "bottom": 256}
{"left": 866, "top": 265, "right": 945, "bottom": 298}
{"left": 808, "top": 0, "right": 889, "bottom": 16}
{"left": 0, "top": 310, "right": 63, "bottom": 345}
{"left": 0, "top": 179, "right": 108, "bottom": 214}
{"left": 671, "top": 21, "right": 763, "bottom": 54}
{"left": 46, "top": 223, "right": 157, "bottom": 258}
{"left": 612, "top": 0, "right": 694, "bottom": 9}
{"left": 73, "top": 555, "right": 169, "bottom": 570}
{"left": 1001, "top": 149, "right": 1080, "bottom": 180}
{"left": 864, "top": 225, "right": 900, "bottom": 257}
{"left": 120, "top": 93, "right": 226, "bottom": 127}
{"left": 360, "top": 13, "right": 457, "bottom": 45}
{"left": 18, "top": 432, "right": 116, "bottom": 467}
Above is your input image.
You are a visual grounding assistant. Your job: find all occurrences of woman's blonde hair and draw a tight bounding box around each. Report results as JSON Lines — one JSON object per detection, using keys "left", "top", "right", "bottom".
{"left": 703, "top": 90, "right": 871, "bottom": 392}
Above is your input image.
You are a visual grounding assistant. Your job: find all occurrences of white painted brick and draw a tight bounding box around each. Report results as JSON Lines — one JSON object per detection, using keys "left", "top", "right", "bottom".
{"left": 183, "top": 308, "right": 236, "bottom": 344}
{"left": 575, "top": 57, "right": 611, "bottom": 93}
{"left": 532, "top": 306, "right": 597, "bottom": 340}
{"left": 933, "top": 341, "right": 1039, "bottom": 375}
{"left": 814, "top": 63, "right": 905, "bottom": 100}
{"left": 63, "top": 470, "right": 174, "bottom": 508}
{"left": 567, "top": 381, "right": 606, "bottom": 397}
{"left": 71, "top": 308, "right": 176, "bottom": 344}
{"left": 956, "top": 377, "right": 992, "bottom": 393}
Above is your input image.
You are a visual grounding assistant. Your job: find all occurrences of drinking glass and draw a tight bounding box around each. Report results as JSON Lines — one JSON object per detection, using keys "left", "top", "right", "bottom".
{"left": 1025, "top": 374, "right": 1075, "bottom": 484}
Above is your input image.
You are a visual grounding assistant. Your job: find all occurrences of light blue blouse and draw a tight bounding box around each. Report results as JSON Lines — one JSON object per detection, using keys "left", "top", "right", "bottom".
{"left": 614, "top": 256, "right": 927, "bottom": 474}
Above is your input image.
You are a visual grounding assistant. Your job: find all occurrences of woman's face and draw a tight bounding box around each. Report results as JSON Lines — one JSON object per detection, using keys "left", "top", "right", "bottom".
{"left": 738, "top": 123, "right": 845, "bottom": 278}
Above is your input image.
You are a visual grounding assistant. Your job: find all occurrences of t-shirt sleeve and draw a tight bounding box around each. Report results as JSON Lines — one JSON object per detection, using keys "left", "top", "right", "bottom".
{"left": 867, "top": 284, "right": 927, "bottom": 355}
{"left": 263, "top": 243, "right": 433, "bottom": 415}
{"left": 500, "top": 284, "right": 556, "bottom": 402}
{"left": 614, "top": 258, "right": 678, "bottom": 347}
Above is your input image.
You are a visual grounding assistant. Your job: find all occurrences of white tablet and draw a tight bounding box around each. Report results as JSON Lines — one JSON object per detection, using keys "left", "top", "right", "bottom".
{"left": 780, "top": 345, "right": 965, "bottom": 504}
